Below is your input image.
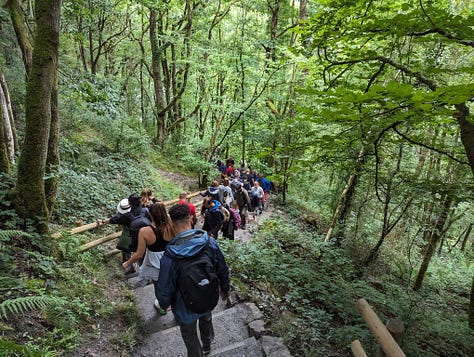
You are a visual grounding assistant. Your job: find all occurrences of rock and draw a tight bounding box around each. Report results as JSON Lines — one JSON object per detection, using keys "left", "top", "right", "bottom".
{"left": 248, "top": 319, "right": 266, "bottom": 339}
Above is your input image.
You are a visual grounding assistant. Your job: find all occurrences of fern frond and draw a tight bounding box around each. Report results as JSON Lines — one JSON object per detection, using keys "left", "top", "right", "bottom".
{"left": 0, "top": 230, "right": 30, "bottom": 240}
{"left": 0, "top": 337, "right": 56, "bottom": 356}
{"left": 0, "top": 296, "right": 58, "bottom": 320}
{"left": 0, "top": 230, "right": 32, "bottom": 252}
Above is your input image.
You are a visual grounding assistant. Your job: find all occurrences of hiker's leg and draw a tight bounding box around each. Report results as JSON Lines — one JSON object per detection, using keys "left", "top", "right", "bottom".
{"left": 199, "top": 312, "right": 214, "bottom": 351}
{"left": 180, "top": 321, "right": 203, "bottom": 357}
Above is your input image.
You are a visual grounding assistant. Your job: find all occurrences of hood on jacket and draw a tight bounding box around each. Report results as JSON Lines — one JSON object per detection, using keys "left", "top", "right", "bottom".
{"left": 209, "top": 199, "right": 222, "bottom": 213}
{"left": 166, "top": 229, "right": 209, "bottom": 259}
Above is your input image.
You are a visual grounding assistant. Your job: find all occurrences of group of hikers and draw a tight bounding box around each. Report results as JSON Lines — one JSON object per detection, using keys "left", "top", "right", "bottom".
{"left": 98, "top": 158, "right": 271, "bottom": 356}
{"left": 210, "top": 157, "right": 272, "bottom": 237}
{"left": 101, "top": 190, "right": 228, "bottom": 357}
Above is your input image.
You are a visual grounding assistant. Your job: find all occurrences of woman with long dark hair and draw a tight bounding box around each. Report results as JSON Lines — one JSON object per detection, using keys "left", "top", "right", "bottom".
{"left": 122, "top": 202, "right": 176, "bottom": 313}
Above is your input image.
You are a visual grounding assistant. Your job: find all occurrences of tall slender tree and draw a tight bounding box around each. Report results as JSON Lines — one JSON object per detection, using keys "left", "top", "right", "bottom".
{"left": 10, "top": 0, "right": 62, "bottom": 233}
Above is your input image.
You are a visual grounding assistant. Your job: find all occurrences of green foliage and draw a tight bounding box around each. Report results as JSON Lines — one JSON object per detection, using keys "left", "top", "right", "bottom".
{"left": 0, "top": 338, "right": 56, "bottom": 357}
{"left": 222, "top": 209, "right": 474, "bottom": 355}
{"left": 0, "top": 296, "right": 60, "bottom": 320}
{"left": 69, "top": 75, "right": 122, "bottom": 116}
{"left": 52, "top": 154, "right": 177, "bottom": 224}
{"left": 0, "top": 225, "right": 137, "bottom": 355}
{"left": 0, "top": 174, "right": 21, "bottom": 230}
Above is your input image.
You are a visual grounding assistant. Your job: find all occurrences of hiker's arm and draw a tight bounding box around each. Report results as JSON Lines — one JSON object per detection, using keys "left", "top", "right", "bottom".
{"left": 110, "top": 213, "right": 130, "bottom": 226}
{"left": 156, "top": 256, "right": 176, "bottom": 309}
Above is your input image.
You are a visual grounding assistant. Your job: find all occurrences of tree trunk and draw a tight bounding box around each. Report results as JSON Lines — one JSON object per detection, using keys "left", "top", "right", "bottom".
{"left": 12, "top": 0, "right": 61, "bottom": 234}
{"left": 460, "top": 223, "right": 472, "bottom": 252}
{"left": 149, "top": 8, "right": 167, "bottom": 143}
{"left": 325, "top": 148, "right": 367, "bottom": 242}
{"left": 45, "top": 71, "right": 60, "bottom": 216}
{"left": 469, "top": 275, "right": 474, "bottom": 329}
{"left": 5, "top": 0, "right": 33, "bottom": 75}
{"left": 413, "top": 194, "right": 452, "bottom": 291}
{"left": 0, "top": 81, "right": 11, "bottom": 174}
{"left": 455, "top": 103, "right": 474, "bottom": 177}
{"left": 0, "top": 73, "right": 17, "bottom": 165}
{"left": 0, "top": 74, "right": 14, "bottom": 173}
{"left": 299, "top": 0, "right": 307, "bottom": 20}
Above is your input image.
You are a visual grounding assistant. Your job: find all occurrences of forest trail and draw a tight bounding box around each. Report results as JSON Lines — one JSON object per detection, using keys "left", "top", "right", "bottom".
{"left": 126, "top": 169, "right": 291, "bottom": 356}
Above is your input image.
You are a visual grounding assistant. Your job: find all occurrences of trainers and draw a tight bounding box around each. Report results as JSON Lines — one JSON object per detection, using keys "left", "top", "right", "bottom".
{"left": 202, "top": 345, "right": 211, "bottom": 355}
{"left": 154, "top": 299, "right": 167, "bottom": 315}
{"left": 202, "top": 334, "right": 214, "bottom": 354}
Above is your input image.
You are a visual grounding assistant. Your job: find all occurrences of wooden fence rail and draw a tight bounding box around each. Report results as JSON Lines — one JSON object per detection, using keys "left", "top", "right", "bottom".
{"left": 353, "top": 298, "right": 406, "bottom": 357}
{"left": 52, "top": 191, "right": 202, "bottom": 253}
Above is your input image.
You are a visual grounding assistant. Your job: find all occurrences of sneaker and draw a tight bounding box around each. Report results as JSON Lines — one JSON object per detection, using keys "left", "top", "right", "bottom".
{"left": 202, "top": 345, "right": 211, "bottom": 355}
{"left": 202, "top": 333, "right": 214, "bottom": 354}
{"left": 154, "top": 299, "right": 167, "bottom": 315}
{"left": 124, "top": 267, "right": 136, "bottom": 275}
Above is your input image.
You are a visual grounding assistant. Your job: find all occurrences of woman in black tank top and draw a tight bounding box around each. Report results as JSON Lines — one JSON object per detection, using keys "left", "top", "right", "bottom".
{"left": 122, "top": 203, "right": 176, "bottom": 277}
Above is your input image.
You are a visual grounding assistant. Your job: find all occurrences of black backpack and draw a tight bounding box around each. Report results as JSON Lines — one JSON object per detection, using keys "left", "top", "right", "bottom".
{"left": 128, "top": 207, "right": 152, "bottom": 251}
{"left": 129, "top": 207, "right": 151, "bottom": 233}
{"left": 166, "top": 240, "right": 220, "bottom": 314}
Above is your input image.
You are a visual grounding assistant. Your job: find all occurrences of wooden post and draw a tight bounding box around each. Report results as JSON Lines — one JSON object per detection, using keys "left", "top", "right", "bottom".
{"left": 378, "top": 319, "right": 405, "bottom": 357}
{"left": 355, "top": 299, "right": 406, "bottom": 357}
{"left": 351, "top": 339, "right": 368, "bottom": 357}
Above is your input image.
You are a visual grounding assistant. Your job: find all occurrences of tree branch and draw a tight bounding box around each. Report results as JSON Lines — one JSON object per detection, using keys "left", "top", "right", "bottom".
{"left": 392, "top": 126, "right": 469, "bottom": 165}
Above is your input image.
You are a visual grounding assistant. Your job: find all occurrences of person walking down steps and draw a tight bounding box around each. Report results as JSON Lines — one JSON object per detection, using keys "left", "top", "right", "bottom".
{"left": 156, "top": 204, "right": 230, "bottom": 356}
{"left": 122, "top": 202, "right": 176, "bottom": 313}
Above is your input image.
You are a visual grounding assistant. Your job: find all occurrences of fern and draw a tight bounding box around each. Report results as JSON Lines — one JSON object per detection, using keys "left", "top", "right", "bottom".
{"left": 0, "top": 296, "right": 58, "bottom": 320}
{"left": 0, "top": 230, "right": 30, "bottom": 244}
{"left": 0, "top": 338, "right": 56, "bottom": 356}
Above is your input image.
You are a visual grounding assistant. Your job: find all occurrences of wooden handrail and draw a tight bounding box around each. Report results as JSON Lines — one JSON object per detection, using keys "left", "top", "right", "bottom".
{"left": 351, "top": 340, "right": 368, "bottom": 357}
{"left": 77, "top": 231, "right": 121, "bottom": 252}
{"left": 51, "top": 190, "right": 203, "bottom": 252}
{"left": 355, "top": 299, "right": 406, "bottom": 357}
{"left": 52, "top": 190, "right": 202, "bottom": 238}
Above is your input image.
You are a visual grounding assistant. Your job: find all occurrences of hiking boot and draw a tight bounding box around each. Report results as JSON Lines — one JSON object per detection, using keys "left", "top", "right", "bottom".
{"left": 154, "top": 299, "right": 167, "bottom": 315}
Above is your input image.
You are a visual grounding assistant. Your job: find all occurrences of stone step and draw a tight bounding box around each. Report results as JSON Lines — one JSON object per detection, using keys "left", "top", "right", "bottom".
{"left": 133, "top": 283, "right": 233, "bottom": 335}
{"left": 210, "top": 336, "right": 263, "bottom": 357}
{"left": 134, "top": 303, "right": 260, "bottom": 356}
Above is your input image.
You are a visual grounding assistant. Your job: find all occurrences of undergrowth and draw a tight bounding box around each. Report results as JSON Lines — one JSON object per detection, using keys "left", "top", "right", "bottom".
{"left": 0, "top": 228, "right": 138, "bottom": 356}
{"left": 220, "top": 215, "right": 474, "bottom": 357}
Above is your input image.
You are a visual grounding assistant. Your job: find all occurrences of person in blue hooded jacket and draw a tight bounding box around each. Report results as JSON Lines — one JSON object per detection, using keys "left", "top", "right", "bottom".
{"left": 156, "top": 204, "right": 230, "bottom": 356}
{"left": 201, "top": 198, "right": 224, "bottom": 238}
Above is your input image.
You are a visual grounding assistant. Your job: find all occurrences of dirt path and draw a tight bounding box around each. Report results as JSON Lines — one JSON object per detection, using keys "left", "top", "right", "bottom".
{"left": 155, "top": 167, "right": 200, "bottom": 192}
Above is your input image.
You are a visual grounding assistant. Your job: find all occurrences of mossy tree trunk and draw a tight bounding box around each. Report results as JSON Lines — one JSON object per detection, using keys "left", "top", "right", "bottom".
{"left": 469, "top": 274, "right": 474, "bottom": 329}
{"left": 13, "top": 0, "right": 61, "bottom": 233}
{"left": 0, "top": 72, "right": 16, "bottom": 174}
{"left": 0, "top": 84, "right": 11, "bottom": 174}
{"left": 5, "top": 0, "right": 33, "bottom": 75}
{"left": 45, "top": 71, "right": 60, "bottom": 217}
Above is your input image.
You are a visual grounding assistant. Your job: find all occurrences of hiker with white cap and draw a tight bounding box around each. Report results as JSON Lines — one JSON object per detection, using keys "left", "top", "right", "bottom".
{"left": 106, "top": 198, "right": 133, "bottom": 266}
{"left": 108, "top": 194, "right": 152, "bottom": 274}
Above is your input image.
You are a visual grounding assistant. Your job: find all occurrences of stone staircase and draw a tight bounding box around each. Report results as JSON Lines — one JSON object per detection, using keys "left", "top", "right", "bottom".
{"left": 128, "top": 278, "right": 292, "bottom": 357}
